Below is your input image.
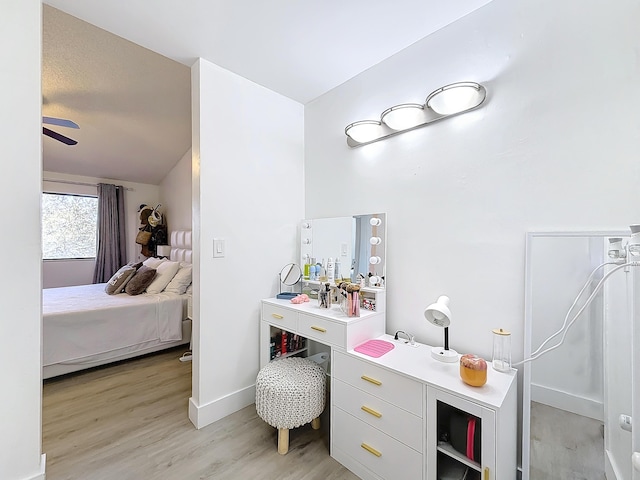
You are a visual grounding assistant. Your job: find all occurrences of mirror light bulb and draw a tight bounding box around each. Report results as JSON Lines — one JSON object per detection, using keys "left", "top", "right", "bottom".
{"left": 369, "top": 256, "right": 381, "bottom": 265}
{"left": 370, "top": 217, "right": 382, "bottom": 226}
{"left": 370, "top": 237, "right": 381, "bottom": 245}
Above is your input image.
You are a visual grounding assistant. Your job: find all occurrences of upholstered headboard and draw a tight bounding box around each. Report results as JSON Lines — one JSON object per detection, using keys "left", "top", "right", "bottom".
{"left": 169, "top": 230, "right": 192, "bottom": 264}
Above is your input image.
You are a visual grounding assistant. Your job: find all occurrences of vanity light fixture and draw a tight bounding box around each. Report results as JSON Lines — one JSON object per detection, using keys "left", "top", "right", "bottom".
{"left": 370, "top": 217, "right": 382, "bottom": 227}
{"left": 345, "top": 81, "right": 487, "bottom": 148}
{"left": 369, "top": 256, "right": 382, "bottom": 265}
{"left": 369, "top": 237, "right": 382, "bottom": 246}
{"left": 424, "top": 295, "right": 458, "bottom": 363}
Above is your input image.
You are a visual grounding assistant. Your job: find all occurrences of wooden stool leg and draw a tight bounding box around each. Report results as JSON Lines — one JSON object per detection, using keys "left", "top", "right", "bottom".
{"left": 278, "top": 428, "right": 289, "bottom": 455}
{"left": 311, "top": 417, "right": 321, "bottom": 430}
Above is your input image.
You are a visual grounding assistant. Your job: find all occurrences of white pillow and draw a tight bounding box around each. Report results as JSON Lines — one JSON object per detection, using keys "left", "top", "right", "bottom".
{"left": 145, "top": 260, "right": 180, "bottom": 294}
{"left": 164, "top": 264, "right": 192, "bottom": 294}
{"left": 143, "top": 257, "right": 166, "bottom": 269}
{"left": 186, "top": 283, "right": 193, "bottom": 295}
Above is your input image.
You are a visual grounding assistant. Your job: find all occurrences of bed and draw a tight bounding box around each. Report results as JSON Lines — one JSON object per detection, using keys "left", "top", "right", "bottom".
{"left": 42, "top": 230, "right": 193, "bottom": 379}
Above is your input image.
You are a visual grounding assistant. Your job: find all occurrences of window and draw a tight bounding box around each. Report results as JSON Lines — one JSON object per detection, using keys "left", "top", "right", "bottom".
{"left": 42, "top": 193, "right": 99, "bottom": 260}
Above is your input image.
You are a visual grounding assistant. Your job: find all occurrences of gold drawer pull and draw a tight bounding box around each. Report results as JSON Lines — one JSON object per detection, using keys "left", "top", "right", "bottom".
{"left": 361, "top": 443, "right": 382, "bottom": 457}
{"left": 311, "top": 325, "right": 326, "bottom": 333}
{"left": 361, "top": 375, "right": 382, "bottom": 386}
{"left": 484, "top": 468, "right": 489, "bottom": 480}
{"left": 271, "top": 313, "right": 284, "bottom": 319}
{"left": 360, "top": 405, "right": 382, "bottom": 418}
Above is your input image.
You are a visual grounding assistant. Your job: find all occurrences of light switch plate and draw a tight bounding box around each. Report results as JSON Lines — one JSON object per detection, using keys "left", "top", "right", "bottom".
{"left": 213, "top": 238, "right": 225, "bottom": 258}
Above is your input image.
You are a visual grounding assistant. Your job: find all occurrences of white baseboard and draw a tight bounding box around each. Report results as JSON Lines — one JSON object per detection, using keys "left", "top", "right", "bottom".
{"left": 605, "top": 448, "right": 623, "bottom": 480}
{"left": 21, "top": 454, "right": 46, "bottom": 480}
{"left": 189, "top": 384, "right": 256, "bottom": 429}
{"left": 531, "top": 383, "right": 603, "bottom": 421}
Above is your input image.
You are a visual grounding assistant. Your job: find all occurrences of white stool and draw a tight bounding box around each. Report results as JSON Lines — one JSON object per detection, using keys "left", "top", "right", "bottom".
{"left": 255, "top": 357, "right": 326, "bottom": 454}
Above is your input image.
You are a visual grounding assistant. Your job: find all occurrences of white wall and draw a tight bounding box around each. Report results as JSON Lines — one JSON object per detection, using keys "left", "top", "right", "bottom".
{"left": 159, "top": 148, "right": 192, "bottom": 232}
{"left": 0, "top": 1, "right": 45, "bottom": 479}
{"left": 42, "top": 172, "right": 161, "bottom": 287}
{"left": 190, "top": 59, "right": 304, "bottom": 428}
{"left": 304, "top": 0, "right": 640, "bottom": 365}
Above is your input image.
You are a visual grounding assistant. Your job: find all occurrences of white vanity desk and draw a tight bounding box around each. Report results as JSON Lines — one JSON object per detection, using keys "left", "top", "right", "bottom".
{"left": 260, "top": 297, "right": 517, "bottom": 480}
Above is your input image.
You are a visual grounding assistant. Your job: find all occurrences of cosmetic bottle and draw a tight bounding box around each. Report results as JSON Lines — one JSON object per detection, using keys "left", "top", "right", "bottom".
{"left": 327, "top": 257, "right": 335, "bottom": 283}
{"left": 309, "top": 263, "right": 317, "bottom": 281}
{"left": 303, "top": 255, "right": 310, "bottom": 280}
{"left": 318, "top": 259, "right": 327, "bottom": 282}
{"left": 334, "top": 256, "right": 341, "bottom": 281}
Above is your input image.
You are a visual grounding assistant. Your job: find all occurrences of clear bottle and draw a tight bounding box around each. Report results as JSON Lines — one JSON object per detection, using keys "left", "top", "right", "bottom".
{"left": 318, "top": 259, "right": 327, "bottom": 282}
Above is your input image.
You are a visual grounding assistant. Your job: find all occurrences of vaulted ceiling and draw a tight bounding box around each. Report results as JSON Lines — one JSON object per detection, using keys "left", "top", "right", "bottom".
{"left": 42, "top": 0, "right": 492, "bottom": 185}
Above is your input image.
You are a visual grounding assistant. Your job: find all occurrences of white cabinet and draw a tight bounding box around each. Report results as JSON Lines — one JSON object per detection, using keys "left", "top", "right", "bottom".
{"left": 260, "top": 293, "right": 386, "bottom": 368}
{"left": 332, "top": 350, "right": 424, "bottom": 480}
{"left": 332, "top": 335, "right": 517, "bottom": 480}
{"left": 427, "top": 387, "right": 501, "bottom": 480}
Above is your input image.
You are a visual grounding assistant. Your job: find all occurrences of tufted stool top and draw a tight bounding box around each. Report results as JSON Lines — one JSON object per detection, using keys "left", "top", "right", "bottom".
{"left": 255, "top": 357, "right": 326, "bottom": 430}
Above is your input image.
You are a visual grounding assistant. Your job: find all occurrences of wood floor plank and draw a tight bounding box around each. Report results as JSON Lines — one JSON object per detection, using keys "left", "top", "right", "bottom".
{"left": 43, "top": 348, "right": 358, "bottom": 480}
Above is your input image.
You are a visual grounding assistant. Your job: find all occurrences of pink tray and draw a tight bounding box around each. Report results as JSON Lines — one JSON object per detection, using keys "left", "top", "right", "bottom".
{"left": 354, "top": 339, "right": 395, "bottom": 358}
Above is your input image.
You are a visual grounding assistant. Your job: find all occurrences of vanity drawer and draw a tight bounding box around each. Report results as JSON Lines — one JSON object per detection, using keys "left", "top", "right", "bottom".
{"left": 333, "top": 351, "right": 423, "bottom": 416}
{"left": 262, "top": 304, "right": 297, "bottom": 331}
{"left": 333, "top": 378, "right": 422, "bottom": 452}
{"left": 298, "top": 313, "right": 345, "bottom": 347}
{"left": 333, "top": 407, "right": 423, "bottom": 480}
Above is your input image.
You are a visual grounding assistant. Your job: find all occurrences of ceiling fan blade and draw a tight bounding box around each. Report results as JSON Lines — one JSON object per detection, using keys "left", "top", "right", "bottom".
{"left": 42, "top": 116, "right": 80, "bottom": 129}
{"left": 43, "top": 127, "right": 78, "bottom": 146}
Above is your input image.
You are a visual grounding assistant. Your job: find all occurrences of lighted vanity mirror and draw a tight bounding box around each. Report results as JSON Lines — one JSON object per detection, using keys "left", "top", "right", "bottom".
{"left": 300, "top": 213, "right": 386, "bottom": 286}
{"left": 522, "top": 231, "right": 633, "bottom": 480}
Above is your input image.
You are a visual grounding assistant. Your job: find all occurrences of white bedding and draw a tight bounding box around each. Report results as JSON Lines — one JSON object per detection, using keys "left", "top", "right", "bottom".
{"left": 43, "top": 283, "right": 187, "bottom": 366}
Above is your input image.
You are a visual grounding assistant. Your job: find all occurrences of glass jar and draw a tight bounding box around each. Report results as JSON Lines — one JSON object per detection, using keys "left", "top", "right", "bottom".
{"left": 492, "top": 328, "right": 511, "bottom": 372}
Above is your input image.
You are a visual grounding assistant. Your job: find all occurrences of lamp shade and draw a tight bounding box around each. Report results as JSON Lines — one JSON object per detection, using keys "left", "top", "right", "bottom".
{"left": 345, "top": 120, "right": 383, "bottom": 143}
{"left": 426, "top": 82, "right": 486, "bottom": 115}
{"left": 157, "top": 245, "right": 171, "bottom": 258}
{"left": 381, "top": 103, "right": 425, "bottom": 130}
{"left": 424, "top": 295, "right": 451, "bottom": 327}
{"left": 424, "top": 295, "right": 457, "bottom": 363}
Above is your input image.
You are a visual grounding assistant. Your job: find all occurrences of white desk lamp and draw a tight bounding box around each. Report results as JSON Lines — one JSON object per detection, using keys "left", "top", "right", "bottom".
{"left": 424, "top": 295, "right": 458, "bottom": 363}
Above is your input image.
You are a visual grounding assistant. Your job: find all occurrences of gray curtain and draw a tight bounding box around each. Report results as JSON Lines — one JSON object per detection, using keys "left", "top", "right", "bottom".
{"left": 93, "top": 183, "right": 127, "bottom": 283}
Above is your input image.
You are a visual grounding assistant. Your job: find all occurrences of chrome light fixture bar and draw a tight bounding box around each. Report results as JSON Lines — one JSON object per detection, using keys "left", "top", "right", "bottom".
{"left": 345, "top": 81, "right": 487, "bottom": 148}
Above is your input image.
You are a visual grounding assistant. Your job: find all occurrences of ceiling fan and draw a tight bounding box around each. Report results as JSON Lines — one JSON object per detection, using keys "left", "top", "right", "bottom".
{"left": 43, "top": 116, "right": 79, "bottom": 146}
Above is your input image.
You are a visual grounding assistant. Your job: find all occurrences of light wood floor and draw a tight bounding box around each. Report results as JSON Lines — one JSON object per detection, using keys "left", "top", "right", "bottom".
{"left": 43, "top": 348, "right": 358, "bottom": 480}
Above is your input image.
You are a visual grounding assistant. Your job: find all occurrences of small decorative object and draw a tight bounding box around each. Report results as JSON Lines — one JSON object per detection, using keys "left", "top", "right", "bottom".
{"left": 459, "top": 354, "right": 487, "bottom": 387}
{"left": 290, "top": 294, "right": 310, "bottom": 304}
{"left": 491, "top": 328, "right": 512, "bottom": 372}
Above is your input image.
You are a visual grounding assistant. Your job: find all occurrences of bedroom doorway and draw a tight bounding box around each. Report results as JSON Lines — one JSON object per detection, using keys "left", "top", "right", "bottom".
{"left": 41, "top": 1, "right": 196, "bottom": 456}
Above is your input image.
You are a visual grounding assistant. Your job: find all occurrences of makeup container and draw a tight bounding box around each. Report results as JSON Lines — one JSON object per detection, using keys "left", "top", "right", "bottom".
{"left": 318, "top": 283, "right": 331, "bottom": 309}
{"left": 492, "top": 328, "right": 512, "bottom": 372}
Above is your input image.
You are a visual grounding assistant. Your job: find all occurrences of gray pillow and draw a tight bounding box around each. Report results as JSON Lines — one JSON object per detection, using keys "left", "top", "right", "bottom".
{"left": 105, "top": 265, "right": 137, "bottom": 295}
{"left": 124, "top": 266, "right": 157, "bottom": 295}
